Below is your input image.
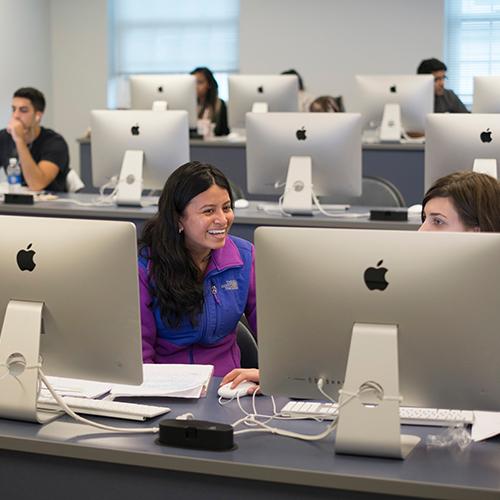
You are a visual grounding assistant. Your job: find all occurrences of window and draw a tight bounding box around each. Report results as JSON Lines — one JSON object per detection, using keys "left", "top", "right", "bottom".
{"left": 108, "top": 0, "right": 240, "bottom": 107}
{"left": 445, "top": 0, "right": 500, "bottom": 107}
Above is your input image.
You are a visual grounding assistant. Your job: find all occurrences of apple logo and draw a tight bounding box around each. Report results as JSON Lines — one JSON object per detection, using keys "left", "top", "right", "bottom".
{"left": 17, "top": 243, "right": 36, "bottom": 272}
{"left": 480, "top": 128, "right": 492, "bottom": 143}
{"left": 390, "top": 85, "right": 397, "bottom": 93}
{"left": 296, "top": 127, "right": 307, "bottom": 141}
{"left": 157, "top": 86, "right": 164, "bottom": 93}
{"left": 257, "top": 86, "right": 264, "bottom": 94}
{"left": 363, "top": 260, "right": 389, "bottom": 291}
{"left": 131, "top": 123, "right": 140, "bottom": 136}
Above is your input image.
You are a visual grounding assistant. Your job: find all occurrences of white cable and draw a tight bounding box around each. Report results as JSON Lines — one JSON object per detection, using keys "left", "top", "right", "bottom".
{"left": 39, "top": 369, "right": 159, "bottom": 434}
{"left": 316, "top": 377, "right": 337, "bottom": 405}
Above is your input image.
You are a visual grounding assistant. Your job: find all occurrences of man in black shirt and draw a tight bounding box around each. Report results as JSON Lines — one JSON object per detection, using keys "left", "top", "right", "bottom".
{"left": 0, "top": 87, "right": 69, "bottom": 191}
{"left": 417, "top": 58, "right": 469, "bottom": 114}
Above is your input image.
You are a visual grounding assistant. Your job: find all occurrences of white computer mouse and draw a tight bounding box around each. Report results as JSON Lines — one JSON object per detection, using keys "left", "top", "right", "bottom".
{"left": 407, "top": 204, "right": 423, "bottom": 217}
{"left": 234, "top": 198, "right": 250, "bottom": 209}
{"left": 218, "top": 381, "right": 258, "bottom": 399}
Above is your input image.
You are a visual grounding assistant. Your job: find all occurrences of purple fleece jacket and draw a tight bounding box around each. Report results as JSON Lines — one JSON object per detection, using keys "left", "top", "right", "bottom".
{"left": 139, "top": 235, "right": 257, "bottom": 377}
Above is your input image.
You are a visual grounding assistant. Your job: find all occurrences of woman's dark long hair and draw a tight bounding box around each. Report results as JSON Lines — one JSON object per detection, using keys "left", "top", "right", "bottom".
{"left": 140, "top": 162, "right": 234, "bottom": 327}
{"left": 191, "top": 66, "right": 219, "bottom": 119}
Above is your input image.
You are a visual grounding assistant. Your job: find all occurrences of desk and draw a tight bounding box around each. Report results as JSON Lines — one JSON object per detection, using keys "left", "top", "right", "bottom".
{"left": 0, "top": 195, "right": 420, "bottom": 241}
{"left": 78, "top": 138, "right": 425, "bottom": 206}
{"left": 1, "top": 381, "right": 499, "bottom": 500}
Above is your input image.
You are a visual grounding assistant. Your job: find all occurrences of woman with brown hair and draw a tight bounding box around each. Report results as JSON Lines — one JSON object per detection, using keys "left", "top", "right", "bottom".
{"left": 419, "top": 171, "right": 500, "bottom": 232}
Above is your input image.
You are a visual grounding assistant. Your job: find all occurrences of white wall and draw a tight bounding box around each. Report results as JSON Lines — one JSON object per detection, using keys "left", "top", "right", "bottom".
{"left": 50, "top": 0, "right": 108, "bottom": 175}
{"left": 240, "top": 0, "right": 444, "bottom": 109}
{"left": 2, "top": 1, "right": 444, "bottom": 174}
{"left": 0, "top": 0, "right": 52, "bottom": 127}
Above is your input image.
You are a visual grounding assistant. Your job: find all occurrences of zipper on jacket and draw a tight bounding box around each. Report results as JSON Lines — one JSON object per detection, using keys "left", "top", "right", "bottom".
{"left": 211, "top": 281, "right": 221, "bottom": 305}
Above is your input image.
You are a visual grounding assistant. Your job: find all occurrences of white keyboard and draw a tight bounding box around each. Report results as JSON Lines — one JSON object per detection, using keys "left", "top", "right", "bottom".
{"left": 37, "top": 396, "right": 171, "bottom": 421}
{"left": 280, "top": 401, "right": 475, "bottom": 427}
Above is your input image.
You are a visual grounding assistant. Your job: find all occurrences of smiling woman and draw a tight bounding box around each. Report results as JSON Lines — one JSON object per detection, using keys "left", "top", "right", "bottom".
{"left": 138, "top": 161, "right": 257, "bottom": 377}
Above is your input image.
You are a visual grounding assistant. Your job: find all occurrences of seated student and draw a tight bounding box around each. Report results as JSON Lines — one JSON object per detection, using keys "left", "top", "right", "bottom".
{"left": 417, "top": 58, "right": 469, "bottom": 113}
{"left": 190, "top": 67, "right": 230, "bottom": 136}
{"left": 281, "top": 69, "right": 315, "bottom": 112}
{"left": 222, "top": 171, "right": 500, "bottom": 391}
{"left": 139, "top": 161, "right": 256, "bottom": 377}
{"left": 0, "top": 87, "right": 69, "bottom": 191}
{"left": 309, "top": 95, "right": 340, "bottom": 113}
{"left": 419, "top": 171, "right": 500, "bottom": 232}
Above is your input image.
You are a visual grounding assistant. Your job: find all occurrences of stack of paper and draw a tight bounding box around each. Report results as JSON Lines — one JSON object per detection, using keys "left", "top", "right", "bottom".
{"left": 108, "top": 363, "right": 214, "bottom": 400}
{"left": 41, "top": 376, "right": 112, "bottom": 399}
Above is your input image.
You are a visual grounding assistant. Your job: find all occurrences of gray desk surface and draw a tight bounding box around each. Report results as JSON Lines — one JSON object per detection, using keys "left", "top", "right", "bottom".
{"left": 0, "top": 195, "right": 420, "bottom": 241}
{"left": 1, "top": 380, "right": 499, "bottom": 500}
{"left": 78, "top": 136, "right": 424, "bottom": 151}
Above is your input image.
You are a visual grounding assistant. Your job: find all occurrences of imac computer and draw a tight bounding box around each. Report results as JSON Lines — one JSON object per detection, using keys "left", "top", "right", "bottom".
{"left": 472, "top": 76, "right": 500, "bottom": 113}
{"left": 425, "top": 114, "right": 500, "bottom": 190}
{"left": 255, "top": 226, "right": 500, "bottom": 459}
{"left": 91, "top": 110, "right": 190, "bottom": 206}
{"left": 246, "top": 112, "right": 362, "bottom": 214}
{"left": 129, "top": 74, "right": 197, "bottom": 128}
{"left": 0, "top": 215, "right": 143, "bottom": 424}
{"left": 355, "top": 75, "right": 433, "bottom": 142}
{"left": 228, "top": 75, "right": 299, "bottom": 131}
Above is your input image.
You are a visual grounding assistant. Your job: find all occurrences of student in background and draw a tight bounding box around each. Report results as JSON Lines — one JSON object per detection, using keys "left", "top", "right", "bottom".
{"left": 419, "top": 171, "right": 500, "bottom": 232}
{"left": 417, "top": 58, "right": 469, "bottom": 113}
{"left": 222, "top": 171, "right": 499, "bottom": 392}
{"left": 281, "top": 68, "right": 314, "bottom": 112}
{"left": 139, "top": 161, "right": 256, "bottom": 377}
{"left": 190, "top": 67, "right": 230, "bottom": 136}
{"left": 0, "top": 87, "right": 69, "bottom": 191}
{"left": 309, "top": 95, "right": 341, "bottom": 113}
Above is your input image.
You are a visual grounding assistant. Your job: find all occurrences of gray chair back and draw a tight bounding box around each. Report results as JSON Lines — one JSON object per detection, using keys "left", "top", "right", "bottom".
{"left": 349, "top": 176, "right": 405, "bottom": 207}
{"left": 236, "top": 321, "right": 258, "bottom": 368}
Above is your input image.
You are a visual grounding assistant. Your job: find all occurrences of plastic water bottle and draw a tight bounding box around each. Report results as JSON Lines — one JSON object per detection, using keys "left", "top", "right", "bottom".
{"left": 6, "top": 157, "right": 22, "bottom": 192}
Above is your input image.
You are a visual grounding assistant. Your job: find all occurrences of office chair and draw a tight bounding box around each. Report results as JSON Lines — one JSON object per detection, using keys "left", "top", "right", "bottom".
{"left": 66, "top": 169, "right": 85, "bottom": 193}
{"left": 349, "top": 176, "right": 405, "bottom": 207}
{"left": 236, "top": 321, "right": 258, "bottom": 369}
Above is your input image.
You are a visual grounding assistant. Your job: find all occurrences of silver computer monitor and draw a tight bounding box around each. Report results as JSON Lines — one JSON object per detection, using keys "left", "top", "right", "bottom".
{"left": 425, "top": 113, "right": 500, "bottom": 190}
{"left": 256, "top": 226, "right": 500, "bottom": 410}
{"left": 355, "top": 75, "right": 433, "bottom": 135}
{"left": 0, "top": 215, "right": 143, "bottom": 423}
{"left": 129, "top": 74, "right": 197, "bottom": 128}
{"left": 246, "top": 112, "right": 362, "bottom": 210}
{"left": 91, "top": 110, "right": 189, "bottom": 189}
{"left": 472, "top": 76, "right": 500, "bottom": 113}
{"left": 228, "top": 75, "right": 299, "bottom": 130}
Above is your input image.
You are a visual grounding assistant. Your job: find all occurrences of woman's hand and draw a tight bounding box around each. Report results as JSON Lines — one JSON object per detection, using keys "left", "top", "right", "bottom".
{"left": 220, "top": 368, "right": 260, "bottom": 394}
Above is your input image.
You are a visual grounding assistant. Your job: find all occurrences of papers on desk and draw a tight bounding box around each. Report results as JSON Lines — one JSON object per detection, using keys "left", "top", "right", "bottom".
{"left": 108, "top": 363, "right": 214, "bottom": 399}
{"left": 41, "top": 376, "right": 112, "bottom": 399}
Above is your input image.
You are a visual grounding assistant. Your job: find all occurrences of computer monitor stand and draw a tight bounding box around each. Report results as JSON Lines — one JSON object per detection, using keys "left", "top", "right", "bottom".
{"left": 152, "top": 100, "right": 168, "bottom": 111}
{"left": 335, "top": 322, "right": 420, "bottom": 459}
{"left": 0, "top": 300, "right": 60, "bottom": 424}
{"left": 379, "top": 103, "right": 402, "bottom": 143}
{"left": 116, "top": 150, "right": 144, "bottom": 206}
{"left": 473, "top": 158, "right": 498, "bottom": 179}
{"left": 281, "top": 156, "right": 313, "bottom": 215}
{"left": 252, "top": 102, "right": 269, "bottom": 113}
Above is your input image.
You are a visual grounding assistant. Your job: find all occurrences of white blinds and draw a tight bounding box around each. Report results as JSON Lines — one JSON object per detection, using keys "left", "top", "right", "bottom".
{"left": 446, "top": 0, "right": 500, "bottom": 106}
{"left": 109, "top": 0, "right": 240, "bottom": 75}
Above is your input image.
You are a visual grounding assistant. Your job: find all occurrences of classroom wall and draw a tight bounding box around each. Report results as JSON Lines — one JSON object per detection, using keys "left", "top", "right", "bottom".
{"left": 50, "top": 0, "right": 108, "bottom": 177}
{"left": 240, "top": 0, "right": 444, "bottom": 110}
{"left": 0, "top": 0, "right": 52, "bottom": 128}
{"left": 2, "top": 1, "right": 445, "bottom": 174}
